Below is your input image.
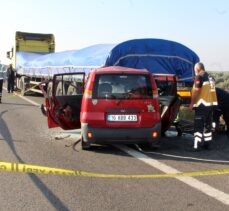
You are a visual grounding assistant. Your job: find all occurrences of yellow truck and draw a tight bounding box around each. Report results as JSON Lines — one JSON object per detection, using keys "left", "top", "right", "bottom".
{"left": 7, "top": 31, "right": 55, "bottom": 94}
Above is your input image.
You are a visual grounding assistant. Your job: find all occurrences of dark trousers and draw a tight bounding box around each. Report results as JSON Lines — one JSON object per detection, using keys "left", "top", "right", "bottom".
{"left": 194, "top": 105, "right": 213, "bottom": 149}
{"left": 0, "top": 79, "right": 3, "bottom": 100}
{"left": 7, "top": 78, "right": 14, "bottom": 93}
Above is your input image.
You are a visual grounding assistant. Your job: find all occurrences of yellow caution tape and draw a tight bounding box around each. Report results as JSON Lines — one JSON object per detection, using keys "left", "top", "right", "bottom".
{"left": 1, "top": 161, "right": 229, "bottom": 178}
{"left": 4, "top": 81, "right": 46, "bottom": 99}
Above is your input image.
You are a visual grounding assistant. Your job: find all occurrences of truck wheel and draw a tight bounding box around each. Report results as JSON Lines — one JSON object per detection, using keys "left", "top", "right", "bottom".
{"left": 81, "top": 136, "right": 91, "bottom": 150}
{"left": 140, "top": 140, "right": 160, "bottom": 150}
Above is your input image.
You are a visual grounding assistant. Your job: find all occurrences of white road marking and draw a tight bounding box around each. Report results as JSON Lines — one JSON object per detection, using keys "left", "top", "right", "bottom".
{"left": 3, "top": 87, "right": 40, "bottom": 106}
{"left": 115, "top": 145, "right": 229, "bottom": 206}
{"left": 16, "top": 94, "right": 40, "bottom": 106}
{"left": 135, "top": 144, "right": 229, "bottom": 164}
{"left": 12, "top": 92, "right": 229, "bottom": 205}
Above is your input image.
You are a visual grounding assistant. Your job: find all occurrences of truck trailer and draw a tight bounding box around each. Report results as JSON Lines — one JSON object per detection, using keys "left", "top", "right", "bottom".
{"left": 7, "top": 33, "right": 199, "bottom": 103}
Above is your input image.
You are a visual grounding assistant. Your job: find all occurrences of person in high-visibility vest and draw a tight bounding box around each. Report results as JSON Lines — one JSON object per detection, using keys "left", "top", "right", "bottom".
{"left": 189, "top": 62, "right": 218, "bottom": 149}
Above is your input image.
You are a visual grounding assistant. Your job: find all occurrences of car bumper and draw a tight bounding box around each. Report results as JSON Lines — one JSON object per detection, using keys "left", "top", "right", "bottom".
{"left": 81, "top": 123, "right": 161, "bottom": 145}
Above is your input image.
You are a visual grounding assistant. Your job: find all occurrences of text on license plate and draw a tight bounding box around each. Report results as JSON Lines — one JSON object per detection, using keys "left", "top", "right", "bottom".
{"left": 107, "top": 114, "right": 138, "bottom": 122}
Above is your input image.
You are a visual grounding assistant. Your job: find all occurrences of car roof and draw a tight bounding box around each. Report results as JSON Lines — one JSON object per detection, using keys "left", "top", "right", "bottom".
{"left": 94, "top": 66, "right": 149, "bottom": 74}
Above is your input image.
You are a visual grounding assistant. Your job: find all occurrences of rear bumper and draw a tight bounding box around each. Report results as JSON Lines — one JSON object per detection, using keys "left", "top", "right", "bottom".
{"left": 81, "top": 123, "right": 161, "bottom": 145}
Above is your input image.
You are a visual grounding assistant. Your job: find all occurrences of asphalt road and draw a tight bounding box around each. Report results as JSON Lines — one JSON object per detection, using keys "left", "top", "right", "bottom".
{"left": 0, "top": 88, "right": 229, "bottom": 211}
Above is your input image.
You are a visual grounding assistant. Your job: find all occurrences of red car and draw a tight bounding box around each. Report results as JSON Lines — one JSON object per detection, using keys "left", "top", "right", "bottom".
{"left": 43, "top": 66, "right": 180, "bottom": 150}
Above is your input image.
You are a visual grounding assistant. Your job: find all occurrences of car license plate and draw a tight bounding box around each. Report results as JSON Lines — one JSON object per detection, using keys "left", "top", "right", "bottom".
{"left": 107, "top": 114, "right": 137, "bottom": 122}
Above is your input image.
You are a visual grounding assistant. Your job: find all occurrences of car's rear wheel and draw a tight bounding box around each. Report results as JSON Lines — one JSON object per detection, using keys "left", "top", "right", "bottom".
{"left": 139, "top": 139, "right": 160, "bottom": 150}
{"left": 148, "top": 140, "right": 161, "bottom": 150}
{"left": 81, "top": 136, "right": 91, "bottom": 150}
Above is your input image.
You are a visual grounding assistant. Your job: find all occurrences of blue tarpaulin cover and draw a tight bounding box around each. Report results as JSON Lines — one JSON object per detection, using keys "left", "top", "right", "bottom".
{"left": 17, "top": 39, "right": 199, "bottom": 80}
{"left": 16, "top": 52, "right": 46, "bottom": 69}
{"left": 105, "top": 39, "right": 199, "bottom": 81}
{"left": 17, "top": 44, "right": 116, "bottom": 76}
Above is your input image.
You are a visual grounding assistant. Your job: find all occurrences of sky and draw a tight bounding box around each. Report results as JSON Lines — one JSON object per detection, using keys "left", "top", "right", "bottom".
{"left": 0, "top": 0, "right": 228, "bottom": 71}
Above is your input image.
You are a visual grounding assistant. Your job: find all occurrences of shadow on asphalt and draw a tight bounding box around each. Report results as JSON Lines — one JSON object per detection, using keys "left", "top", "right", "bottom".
{"left": 1, "top": 102, "right": 37, "bottom": 107}
{"left": 0, "top": 109, "right": 70, "bottom": 211}
{"left": 73, "top": 129, "right": 229, "bottom": 165}
{"left": 137, "top": 131, "right": 229, "bottom": 165}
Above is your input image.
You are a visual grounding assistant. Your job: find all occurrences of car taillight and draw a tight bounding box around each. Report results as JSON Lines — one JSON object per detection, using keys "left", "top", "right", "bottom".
{"left": 151, "top": 131, "right": 158, "bottom": 138}
{"left": 84, "top": 90, "right": 92, "bottom": 98}
{"left": 153, "top": 89, "right": 158, "bottom": 99}
{"left": 87, "top": 132, "right": 93, "bottom": 139}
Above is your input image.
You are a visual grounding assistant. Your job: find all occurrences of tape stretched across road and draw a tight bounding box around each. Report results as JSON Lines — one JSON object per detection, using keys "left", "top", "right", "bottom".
{"left": 1, "top": 161, "right": 229, "bottom": 178}
{"left": 3, "top": 81, "right": 45, "bottom": 99}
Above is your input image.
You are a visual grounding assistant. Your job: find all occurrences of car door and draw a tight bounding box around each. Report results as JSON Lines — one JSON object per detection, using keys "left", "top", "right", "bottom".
{"left": 45, "top": 72, "right": 85, "bottom": 130}
{"left": 154, "top": 74, "right": 181, "bottom": 133}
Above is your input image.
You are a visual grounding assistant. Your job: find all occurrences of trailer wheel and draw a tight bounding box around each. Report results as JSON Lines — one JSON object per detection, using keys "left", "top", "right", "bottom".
{"left": 67, "top": 86, "right": 76, "bottom": 95}
{"left": 56, "top": 82, "right": 66, "bottom": 96}
{"left": 47, "top": 82, "right": 53, "bottom": 97}
{"left": 81, "top": 136, "right": 91, "bottom": 150}
{"left": 19, "top": 76, "right": 26, "bottom": 96}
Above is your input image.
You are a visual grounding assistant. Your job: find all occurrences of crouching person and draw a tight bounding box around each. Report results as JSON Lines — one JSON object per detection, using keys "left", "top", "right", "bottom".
{"left": 214, "top": 87, "right": 229, "bottom": 136}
